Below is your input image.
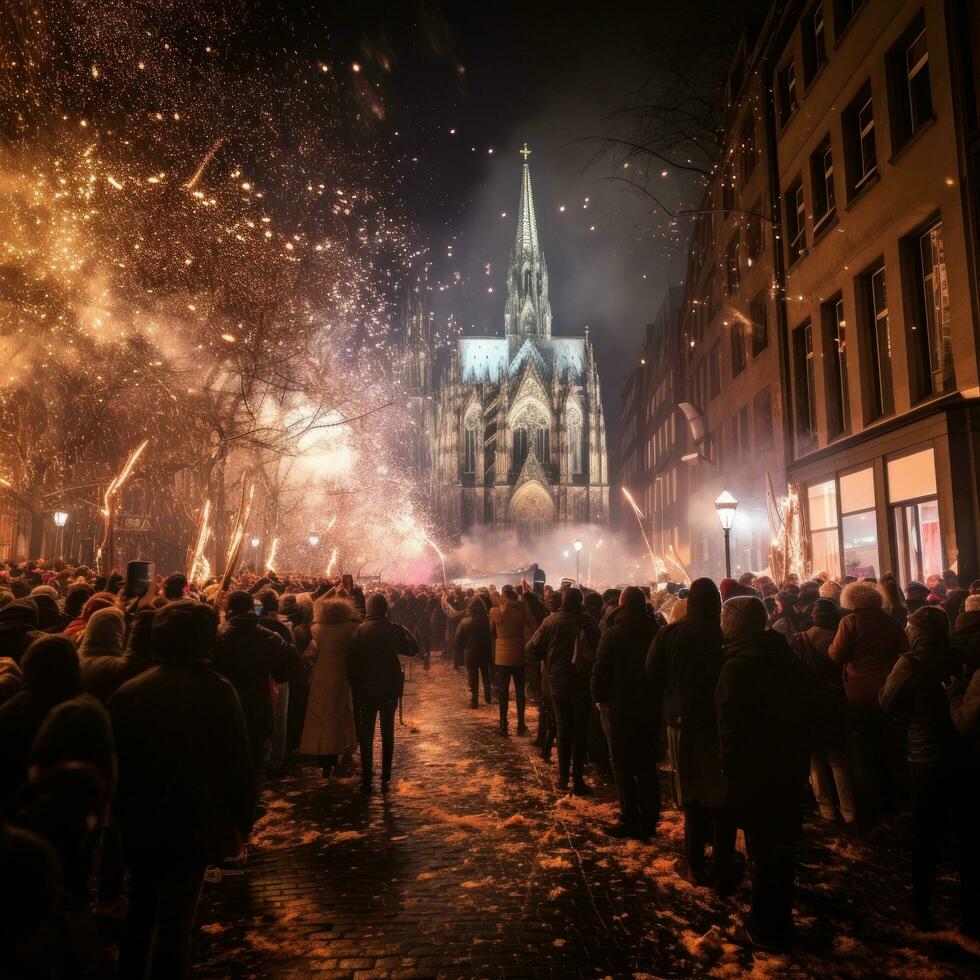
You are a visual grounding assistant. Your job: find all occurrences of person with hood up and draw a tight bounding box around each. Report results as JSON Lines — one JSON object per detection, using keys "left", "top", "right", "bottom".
{"left": 792, "top": 599, "right": 857, "bottom": 824}
{"left": 0, "top": 635, "right": 80, "bottom": 806}
{"left": 647, "top": 578, "right": 734, "bottom": 890}
{"left": 455, "top": 597, "right": 493, "bottom": 710}
{"left": 212, "top": 591, "right": 296, "bottom": 792}
{"left": 110, "top": 600, "right": 254, "bottom": 979}
{"left": 489, "top": 585, "right": 535, "bottom": 734}
{"left": 64, "top": 591, "right": 116, "bottom": 641}
{"left": 347, "top": 593, "right": 419, "bottom": 793}
{"left": 829, "top": 580, "right": 909, "bottom": 821}
{"left": 880, "top": 606, "right": 979, "bottom": 935}
{"left": 300, "top": 598, "right": 358, "bottom": 780}
{"left": 0, "top": 598, "right": 39, "bottom": 663}
{"left": 592, "top": 586, "right": 660, "bottom": 839}
{"left": 526, "top": 587, "right": 600, "bottom": 795}
{"left": 716, "top": 596, "right": 811, "bottom": 949}
{"left": 78, "top": 606, "right": 134, "bottom": 703}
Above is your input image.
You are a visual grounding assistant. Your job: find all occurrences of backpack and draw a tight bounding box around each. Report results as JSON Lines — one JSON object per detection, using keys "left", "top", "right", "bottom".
{"left": 572, "top": 625, "right": 596, "bottom": 672}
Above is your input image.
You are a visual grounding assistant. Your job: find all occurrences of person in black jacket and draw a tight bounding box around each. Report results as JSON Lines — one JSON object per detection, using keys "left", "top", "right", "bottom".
{"left": 526, "top": 588, "right": 600, "bottom": 795}
{"left": 647, "top": 577, "right": 734, "bottom": 890}
{"left": 716, "top": 596, "right": 811, "bottom": 949}
{"left": 592, "top": 587, "right": 660, "bottom": 839}
{"left": 347, "top": 593, "right": 419, "bottom": 793}
{"left": 109, "top": 600, "right": 254, "bottom": 980}
{"left": 880, "top": 605, "right": 979, "bottom": 936}
{"left": 0, "top": 598, "right": 39, "bottom": 663}
{"left": 212, "top": 591, "right": 297, "bottom": 791}
{"left": 455, "top": 598, "right": 493, "bottom": 709}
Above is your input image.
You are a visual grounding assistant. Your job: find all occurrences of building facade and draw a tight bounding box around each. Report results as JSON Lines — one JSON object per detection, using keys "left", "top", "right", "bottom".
{"left": 403, "top": 148, "right": 610, "bottom": 540}
{"left": 618, "top": 0, "right": 980, "bottom": 587}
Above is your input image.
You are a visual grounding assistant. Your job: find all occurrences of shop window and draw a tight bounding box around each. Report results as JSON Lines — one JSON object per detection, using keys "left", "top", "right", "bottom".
{"left": 905, "top": 219, "right": 954, "bottom": 400}
{"left": 808, "top": 479, "right": 841, "bottom": 578}
{"left": 810, "top": 137, "right": 836, "bottom": 232}
{"left": 840, "top": 466, "right": 878, "bottom": 578}
{"left": 802, "top": 3, "right": 828, "bottom": 86}
{"left": 843, "top": 81, "right": 877, "bottom": 201}
{"left": 887, "top": 13, "right": 932, "bottom": 150}
{"left": 821, "top": 294, "right": 850, "bottom": 437}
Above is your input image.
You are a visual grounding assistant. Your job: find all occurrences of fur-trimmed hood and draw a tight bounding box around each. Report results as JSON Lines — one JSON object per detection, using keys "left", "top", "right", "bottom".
{"left": 840, "top": 581, "right": 882, "bottom": 611}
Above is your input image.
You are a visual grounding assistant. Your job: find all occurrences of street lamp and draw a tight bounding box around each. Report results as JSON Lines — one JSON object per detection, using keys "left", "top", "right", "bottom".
{"left": 573, "top": 538, "right": 583, "bottom": 583}
{"left": 250, "top": 536, "right": 260, "bottom": 548}
{"left": 53, "top": 511, "right": 68, "bottom": 559}
{"left": 714, "top": 490, "right": 738, "bottom": 579}
{"left": 308, "top": 534, "right": 320, "bottom": 547}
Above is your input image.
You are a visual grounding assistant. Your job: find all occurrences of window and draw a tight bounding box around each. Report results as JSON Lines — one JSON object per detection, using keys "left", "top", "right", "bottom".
{"left": 802, "top": 4, "right": 827, "bottom": 86}
{"left": 888, "top": 14, "right": 932, "bottom": 149}
{"left": 822, "top": 295, "right": 850, "bottom": 437}
{"left": 858, "top": 262, "right": 894, "bottom": 420}
{"left": 464, "top": 428, "right": 477, "bottom": 475}
{"left": 534, "top": 426, "right": 550, "bottom": 463}
{"left": 513, "top": 428, "right": 528, "bottom": 470}
{"left": 737, "top": 405, "right": 751, "bottom": 459}
{"left": 793, "top": 320, "right": 817, "bottom": 446}
{"left": 888, "top": 448, "right": 941, "bottom": 586}
{"left": 568, "top": 411, "right": 584, "bottom": 476}
{"left": 740, "top": 118, "right": 757, "bottom": 183}
{"left": 907, "top": 220, "right": 954, "bottom": 399}
{"left": 778, "top": 61, "right": 798, "bottom": 125}
{"left": 731, "top": 321, "right": 746, "bottom": 377}
{"left": 750, "top": 292, "right": 769, "bottom": 355}
{"left": 833, "top": 0, "right": 864, "bottom": 36}
{"left": 843, "top": 82, "right": 877, "bottom": 199}
{"left": 810, "top": 138, "right": 836, "bottom": 231}
{"left": 808, "top": 479, "right": 841, "bottom": 577}
{"left": 709, "top": 341, "right": 721, "bottom": 399}
{"left": 785, "top": 177, "right": 807, "bottom": 264}
{"left": 754, "top": 387, "right": 774, "bottom": 451}
{"left": 840, "top": 467, "right": 879, "bottom": 578}
{"left": 725, "top": 234, "right": 741, "bottom": 295}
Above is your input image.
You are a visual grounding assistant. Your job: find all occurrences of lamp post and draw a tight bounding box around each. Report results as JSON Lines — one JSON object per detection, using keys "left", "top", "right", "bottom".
{"left": 53, "top": 510, "right": 68, "bottom": 560}
{"left": 573, "top": 538, "right": 583, "bottom": 584}
{"left": 714, "top": 491, "right": 738, "bottom": 579}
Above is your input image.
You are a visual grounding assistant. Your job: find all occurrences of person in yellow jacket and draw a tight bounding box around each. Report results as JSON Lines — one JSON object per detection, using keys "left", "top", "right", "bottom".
{"left": 489, "top": 585, "right": 537, "bottom": 736}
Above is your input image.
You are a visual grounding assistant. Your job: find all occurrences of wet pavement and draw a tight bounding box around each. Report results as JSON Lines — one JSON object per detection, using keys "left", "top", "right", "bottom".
{"left": 193, "top": 660, "right": 980, "bottom": 978}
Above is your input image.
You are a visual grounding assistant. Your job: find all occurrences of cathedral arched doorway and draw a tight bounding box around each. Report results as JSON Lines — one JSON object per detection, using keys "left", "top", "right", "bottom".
{"left": 509, "top": 481, "right": 555, "bottom": 542}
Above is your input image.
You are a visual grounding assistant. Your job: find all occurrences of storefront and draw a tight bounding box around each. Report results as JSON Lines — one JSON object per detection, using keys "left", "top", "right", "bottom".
{"left": 790, "top": 403, "right": 980, "bottom": 588}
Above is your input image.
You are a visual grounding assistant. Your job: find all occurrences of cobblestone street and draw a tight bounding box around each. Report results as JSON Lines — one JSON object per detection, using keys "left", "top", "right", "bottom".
{"left": 193, "top": 663, "right": 980, "bottom": 979}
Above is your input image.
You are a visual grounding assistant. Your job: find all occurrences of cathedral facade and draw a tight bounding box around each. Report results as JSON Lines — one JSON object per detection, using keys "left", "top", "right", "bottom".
{"left": 400, "top": 147, "right": 609, "bottom": 540}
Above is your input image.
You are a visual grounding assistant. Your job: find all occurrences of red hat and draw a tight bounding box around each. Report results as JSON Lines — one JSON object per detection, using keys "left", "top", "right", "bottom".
{"left": 720, "top": 578, "right": 739, "bottom": 603}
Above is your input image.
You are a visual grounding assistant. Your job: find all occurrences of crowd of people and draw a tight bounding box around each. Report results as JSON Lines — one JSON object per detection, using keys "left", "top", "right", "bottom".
{"left": 0, "top": 557, "right": 977, "bottom": 975}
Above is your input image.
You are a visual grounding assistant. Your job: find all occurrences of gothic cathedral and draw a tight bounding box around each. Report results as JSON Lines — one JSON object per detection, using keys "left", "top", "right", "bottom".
{"left": 399, "top": 146, "right": 609, "bottom": 540}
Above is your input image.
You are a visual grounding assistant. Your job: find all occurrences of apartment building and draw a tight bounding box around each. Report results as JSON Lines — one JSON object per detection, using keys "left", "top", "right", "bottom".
{"left": 616, "top": 0, "right": 980, "bottom": 585}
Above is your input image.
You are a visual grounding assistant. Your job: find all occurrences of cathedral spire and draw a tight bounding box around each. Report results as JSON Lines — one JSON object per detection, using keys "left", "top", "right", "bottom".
{"left": 505, "top": 144, "right": 551, "bottom": 340}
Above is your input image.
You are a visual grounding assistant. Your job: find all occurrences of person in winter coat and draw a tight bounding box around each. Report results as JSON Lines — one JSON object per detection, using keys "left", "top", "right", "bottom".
{"left": 212, "top": 591, "right": 297, "bottom": 791}
{"left": 77, "top": 607, "right": 129, "bottom": 698}
{"left": 0, "top": 635, "right": 80, "bottom": 806}
{"left": 254, "top": 591, "right": 297, "bottom": 775}
{"left": 792, "top": 599, "right": 857, "bottom": 824}
{"left": 829, "top": 580, "right": 909, "bottom": 821}
{"left": 281, "top": 593, "right": 315, "bottom": 751}
{"left": 878, "top": 573, "right": 909, "bottom": 628}
{"left": 525, "top": 588, "right": 600, "bottom": 795}
{"left": 347, "top": 593, "right": 419, "bottom": 792}
{"left": 647, "top": 578, "right": 734, "bottom": 890}
{"left": 717, "top": 596, "right": 811, "bottom": 949}
{"left": 64, "top": 591, "right": 116, "bottom": 641}
{"left": 0, "top": 657, "right": 22, "bottom": 708}
{"left": 953, "top": 594, "right": 980, "bottom": 671}
{"left": 0, "top": 598, "right": 39, "bottom": 663}
{"left": 441, "top": 592, "right": 467, "bottom": 666}
{"left": 110, "top": 599, "right": 255, "bottom": 980}
{"left": 300, "top": 598, "right": 358, "bottom": 779}
{"left": 591, "top": 587, "right": 660, "bottom": 839}
{"left": 489, "top": 586, "right": 535, "bottom": 734}
{"left": 8, "top": 692, "right": 114, "bottom": 905}
{"left": 455, "top": 598, "right": 493, "bottom": 710}
{"left": 880, "top": 606, "right": 979, "bottom": 935}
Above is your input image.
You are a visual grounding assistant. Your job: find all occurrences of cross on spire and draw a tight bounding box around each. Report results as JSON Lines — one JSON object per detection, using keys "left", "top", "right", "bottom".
{"left": 520, "top": 142, "right": 531, "bottom": 162}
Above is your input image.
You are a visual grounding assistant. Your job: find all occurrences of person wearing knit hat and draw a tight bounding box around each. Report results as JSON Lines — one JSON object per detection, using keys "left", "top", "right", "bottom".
{"left": 0, "top": 598, "right": 39, "bottom": 663}
{"left": 647, "top": 578, "right": 735, "bottom": 892}
{"left": 818, "top": 580, "right": 842, "bottom": 605}
{"left": 29, "top": 584, "right": 59, "bottom": 601}
{"left": 717, "top": 595, "right": 810, "bottom": 948}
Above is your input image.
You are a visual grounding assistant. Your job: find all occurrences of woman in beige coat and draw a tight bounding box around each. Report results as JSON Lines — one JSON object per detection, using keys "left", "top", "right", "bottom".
{"left": 301, "top": 598, "right": 358, "bottom": 779}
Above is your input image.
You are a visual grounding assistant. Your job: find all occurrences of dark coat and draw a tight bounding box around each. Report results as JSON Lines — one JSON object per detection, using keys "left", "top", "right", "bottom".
{"left": 80, "top": 647, "right": 153, "bottom": 705}
{"left": 109, "top": 661, "right": 255, "bottom": 868}
{"left": 793, "top": 625, "right": 848, "bottom": 749}
{"left": 829, "top": 607, "right": 909, "bottom": 708}
{"left": 716, "top": 629, "right": 811, "bottom": 838}
{"left": 213, "top": 613, "right": 296, "bottom": 746}
{"left": 0, "top": 599, "right": 39, "bottom": 663}
{"left": 455, "top": 601, "right": 493, "bottom": 670}
{"left": 347, "top": 614, "right": 419, "bottom": 704}
{"left": 525, "top": 610, "right": 600, "bottom": 697}
{"left": 880, "top": 619, "right": 966, "bottom": 768}
{"left": 953, "top": 610, "right": 980, "bottom": 671}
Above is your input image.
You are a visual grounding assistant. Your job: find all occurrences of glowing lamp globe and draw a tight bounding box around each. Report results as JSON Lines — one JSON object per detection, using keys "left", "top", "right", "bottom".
{"left": 308, "top": 534, "right": 320, "bottom": 547}
{"left": 573, "top": 539, "right": 583, "bottom": 553}
{"left": 250, "top": 537, "right": 260, "bottom": 548}
{"left": 714, "top": 491, "right": 738, "bottom": 531}
{"left": 53, "top": 511, "right": 68, "bottom": 528}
